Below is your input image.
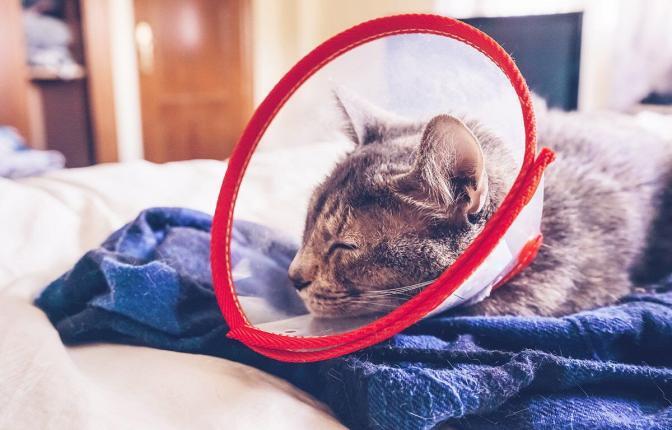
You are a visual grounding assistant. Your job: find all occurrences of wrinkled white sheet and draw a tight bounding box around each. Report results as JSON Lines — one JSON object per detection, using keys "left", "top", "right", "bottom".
{"left": 0, "top": 157, "right": 345, "bottom": 430}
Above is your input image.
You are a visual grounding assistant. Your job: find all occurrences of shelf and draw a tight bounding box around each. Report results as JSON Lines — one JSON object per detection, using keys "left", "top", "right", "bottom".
{"left": 28, "top": 64, "right": 86, "bottom": 82}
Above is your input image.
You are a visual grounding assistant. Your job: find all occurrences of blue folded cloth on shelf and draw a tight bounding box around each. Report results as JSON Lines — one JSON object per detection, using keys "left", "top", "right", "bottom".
{"left": 35, "top": 207, "right": 672, "bottom": 430}
{"left": 0, "top": 126, "right": 64, "bottom": 178}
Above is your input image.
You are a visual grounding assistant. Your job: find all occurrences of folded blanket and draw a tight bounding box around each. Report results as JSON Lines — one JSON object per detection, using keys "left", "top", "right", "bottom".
{"left": 0, "top": 126, "right": 65, "bottom": 178}
{"left": 35, "top": 208, "right": 672, "bottom": 430}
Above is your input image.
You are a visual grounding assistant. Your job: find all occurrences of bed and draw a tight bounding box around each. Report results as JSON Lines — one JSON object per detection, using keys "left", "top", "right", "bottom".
{"left": 0, "top": 152, "right": 346, "bottom": 429}
{"left": 1, "top": 108, "right": 671, "bottom": 429}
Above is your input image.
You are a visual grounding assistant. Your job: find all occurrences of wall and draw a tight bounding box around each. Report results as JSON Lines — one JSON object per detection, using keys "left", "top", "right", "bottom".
{"left": 253, "top": 0, "right": 672, "bottom": 112}
{"left": 251, "top": 0, "right": 435, "bottom": 105}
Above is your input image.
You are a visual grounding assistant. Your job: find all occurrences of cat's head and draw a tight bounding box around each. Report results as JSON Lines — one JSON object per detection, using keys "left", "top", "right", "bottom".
{"left": 288, "top": 89, "right": 515, "bottom": 317}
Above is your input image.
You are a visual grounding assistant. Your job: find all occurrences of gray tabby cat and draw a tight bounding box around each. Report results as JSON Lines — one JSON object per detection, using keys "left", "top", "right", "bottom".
{"left": 288, "top": 90, "right": 672, "bottom": 317}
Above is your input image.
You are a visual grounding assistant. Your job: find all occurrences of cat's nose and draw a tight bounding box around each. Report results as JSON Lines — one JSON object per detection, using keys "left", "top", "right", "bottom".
{"left": 288, "top": 266, "right": 312, "bottom": 291}
{"left": 288, "top": 251, "right": 316, "bottom": 291}
{"left": 288, "top": 271, "right": 312, "bottom": 291}
{"left": 293, "top": 279, "right": 312, "bottom": 291}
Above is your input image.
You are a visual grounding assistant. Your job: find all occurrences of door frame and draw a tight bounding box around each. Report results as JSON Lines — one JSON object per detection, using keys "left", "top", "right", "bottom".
{"left": 81, "top": 0, "right": 120, "bottom": 163}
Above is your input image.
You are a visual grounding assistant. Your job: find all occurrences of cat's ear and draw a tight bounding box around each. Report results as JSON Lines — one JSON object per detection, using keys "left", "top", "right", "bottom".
{"left": 333, "top": 87, "right": 412, "bottom": 145}
{"left": 393, "top": 114, "right": 488, "bottom": 220}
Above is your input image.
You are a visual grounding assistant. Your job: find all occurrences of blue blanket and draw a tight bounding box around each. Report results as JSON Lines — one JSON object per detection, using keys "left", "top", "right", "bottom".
{"left": 35, "top": 208, "right": 672, "bottom": 430}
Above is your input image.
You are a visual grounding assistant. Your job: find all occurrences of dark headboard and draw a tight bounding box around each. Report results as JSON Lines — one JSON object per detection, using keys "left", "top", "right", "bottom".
{"left": 463, "top": 12, "right": 583, "bottom": 110}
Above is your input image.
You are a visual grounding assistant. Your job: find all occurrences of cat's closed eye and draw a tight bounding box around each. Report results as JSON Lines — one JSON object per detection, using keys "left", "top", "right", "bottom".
{"left": 327, "top": 242, "right": 358, "bottom": 257}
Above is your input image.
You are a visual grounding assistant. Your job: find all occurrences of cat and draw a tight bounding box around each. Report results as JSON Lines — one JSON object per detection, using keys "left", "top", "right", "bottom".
{"left": 287, "top": 89, "right": 672, "bottom": 317}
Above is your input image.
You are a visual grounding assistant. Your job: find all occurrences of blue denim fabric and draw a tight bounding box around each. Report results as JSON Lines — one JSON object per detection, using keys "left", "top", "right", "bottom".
{"left": 35, "top": 208, "right": 672, "bottom": 430}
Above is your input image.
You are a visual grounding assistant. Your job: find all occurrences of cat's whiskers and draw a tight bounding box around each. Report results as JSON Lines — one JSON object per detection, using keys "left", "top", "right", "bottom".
{"left": 347, "top": 289, "right": 471, "bottom": 309}
{"left": 357, "top": 279, "right": 436, "bottom": 297}
{"left": 359, "top": 290, "right": 419, "bottom": 298}
{"left": 345, "top": 300, "right": 403, "bottom": 308}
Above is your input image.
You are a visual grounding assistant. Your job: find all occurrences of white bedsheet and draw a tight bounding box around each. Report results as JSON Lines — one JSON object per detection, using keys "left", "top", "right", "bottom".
{"left": 0, "top": 157, "right": 345, "bottom": 429}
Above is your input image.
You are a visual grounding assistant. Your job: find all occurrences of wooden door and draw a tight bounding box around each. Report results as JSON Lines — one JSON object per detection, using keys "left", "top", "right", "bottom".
{"left": 134, "top": 0, "right": 253, "bottom": 162}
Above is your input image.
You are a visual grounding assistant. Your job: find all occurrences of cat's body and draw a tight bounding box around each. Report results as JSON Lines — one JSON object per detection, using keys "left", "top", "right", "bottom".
{"left": 288, "top": 91, "right": 672, "bottom": 317}
{"left": 462, "top": 108, "right": 672, "bottom": 316}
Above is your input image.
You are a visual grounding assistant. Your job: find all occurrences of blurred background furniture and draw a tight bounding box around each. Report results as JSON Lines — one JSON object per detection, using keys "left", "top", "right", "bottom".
{"left": 0, "top": 0, "right": 253, "bottom": 166}
{"left": 0, "top": 0, "right": 670, "bottom": 168}
{"left": 463, "top": 13, "right": 582, "bottom": 110}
